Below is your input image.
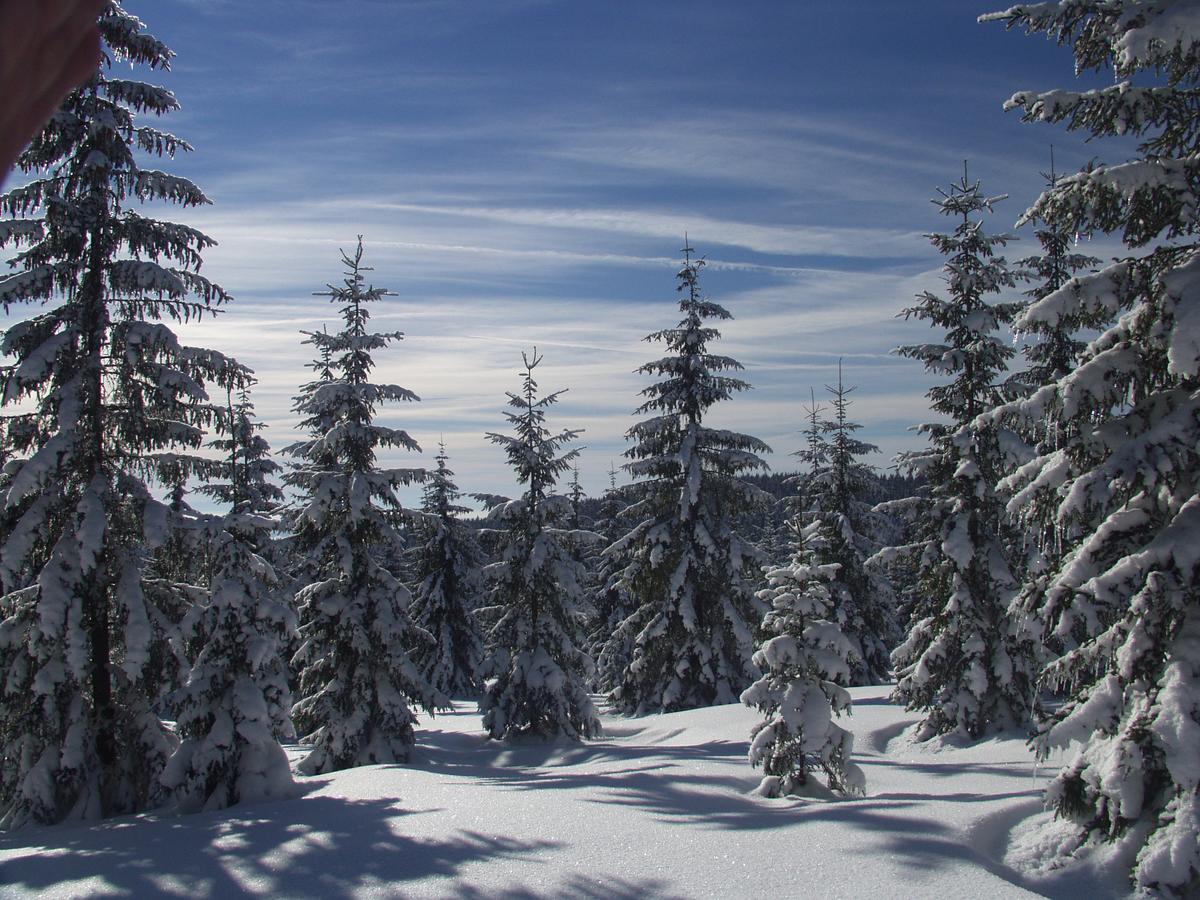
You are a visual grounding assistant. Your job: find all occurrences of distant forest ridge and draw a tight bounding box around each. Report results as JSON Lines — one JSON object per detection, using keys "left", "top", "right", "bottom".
{"left": 563, "top": 470, "right": 924, "bottom": 524}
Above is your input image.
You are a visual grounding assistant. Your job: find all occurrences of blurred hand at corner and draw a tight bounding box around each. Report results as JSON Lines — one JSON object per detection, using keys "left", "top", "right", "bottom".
{"left": 0, "top": 0, "right": 106, "bottom": 178}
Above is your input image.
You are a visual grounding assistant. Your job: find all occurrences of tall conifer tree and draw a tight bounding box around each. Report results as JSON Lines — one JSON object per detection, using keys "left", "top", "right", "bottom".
{"left": 0, "top": 3, "right": 238, "bottom": 827}
{"left": 605, "top": 245, "right": 770, "bottom": 715}
{"left": 164, "top": 379, "right": 297, "bottom": 811}
{"left": 410, "top": 442, "right": 485, "bottom": 701}
{"left": 981, "top": 5, "right": 1200, "bottom": 892}
{"left": 589, "top": 466, "right": 635, "bottom": 692}
{"left": 888, "top": 169, "right": 1033, "bottom": 740}
{"left": 284, "top": 239, "right": 442, "bottom": 774}
{"left": 1006, "top": 156, "right": 1102, "bottom": 672}
{"left": 479, "top": 351, "right": 598, "bottom": 740}
{"left": 799, "top": 368, "right": 898, "bottom": 685}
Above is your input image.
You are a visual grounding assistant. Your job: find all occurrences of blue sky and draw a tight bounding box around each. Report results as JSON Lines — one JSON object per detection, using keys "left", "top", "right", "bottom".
{"left": 135, "top": 0, "right": 1121, "bottom": 505}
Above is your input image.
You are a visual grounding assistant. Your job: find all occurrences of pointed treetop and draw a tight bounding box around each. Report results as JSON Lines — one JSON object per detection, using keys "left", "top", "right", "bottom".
{"left": 313, "top": 236, "right": 398, "bottom": 304}
{"left": 1043, "top": 144, "right": 1057, "bottom": 186}
{"left": 523, "top": 346, "right": 541, "bottom": 373}
{"left": 933, "top": 160, "right": 1008, "bottom": 222}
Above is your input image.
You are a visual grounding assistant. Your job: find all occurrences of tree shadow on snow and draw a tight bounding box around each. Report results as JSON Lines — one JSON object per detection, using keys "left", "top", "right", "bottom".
{"left": 860, "top": 755, "right": 1040, "bottom": 783}
{"left": 840, "top": 790, "right": 1079, "bottom": 896}
{"left": 413, "top": 725, "right": 747, "bottom": 776}
{"left": 419, "top": 752, "right": 943, "bottom": 837}
{"left": 412, "top": 727, "right": 746, "bottom": 782}
{"left": 587, "top": 770, "right": 945, "bottom": 834}
{"left": 414, "top": 722, "right": 1029, "bottom": 835}
{"left": 453, "top": 873, "right": 690, "bottom": 900}
{"left": 0, "top": 792, "right": 560, "bottom": 899}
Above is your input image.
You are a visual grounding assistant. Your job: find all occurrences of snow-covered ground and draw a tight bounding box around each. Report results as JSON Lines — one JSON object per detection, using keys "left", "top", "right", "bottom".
{"left": 0, "top": 687, "right": 1133, "bottom": 898}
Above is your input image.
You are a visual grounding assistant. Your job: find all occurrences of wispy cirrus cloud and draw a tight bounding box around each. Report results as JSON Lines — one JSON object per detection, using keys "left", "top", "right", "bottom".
{"left": 139, "top": 0, "right": 1109, "bottom": 502}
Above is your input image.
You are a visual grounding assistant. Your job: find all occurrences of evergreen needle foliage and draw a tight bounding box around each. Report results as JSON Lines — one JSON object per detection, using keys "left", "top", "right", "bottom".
{"left": 888, "top": 169, "right": 1033, "bottom": 741}
{"left": 479, "top": 350, "right": 599, "bottom": 741}
{"left": 982, "top": 4, "right": 1200, "bottom": 893}
{"left": 284, "top": 238, "right": 443, "bottom": 774}
{"left": 0, "top": 3, "right": 240, "bottom": 828}
{"left": 790, "top": 367, "right": 899, "bottom": 686}
{"left": 588, "top": 465, "right": 636, "bottom": 693}
{"left": 164, "top": 380, "right": 297, "bottom": 812}
{"left": 410, "top": 442, "right": 485, "bottom": 701}
{"left": 742, "top": 520, "right": 866, "bottom": 798}
{"left": 605, "top": 246, "right": 770, "bottom": 715}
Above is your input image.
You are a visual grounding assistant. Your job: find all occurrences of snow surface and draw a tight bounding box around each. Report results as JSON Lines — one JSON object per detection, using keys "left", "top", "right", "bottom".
{"left": 0, "top": 687, "right": 1131, "bottom": 898}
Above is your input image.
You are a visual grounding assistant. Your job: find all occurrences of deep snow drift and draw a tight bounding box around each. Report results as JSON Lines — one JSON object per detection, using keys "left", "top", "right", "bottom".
{"left": 0, "top": 687, "right": 1132, "bottom": 898}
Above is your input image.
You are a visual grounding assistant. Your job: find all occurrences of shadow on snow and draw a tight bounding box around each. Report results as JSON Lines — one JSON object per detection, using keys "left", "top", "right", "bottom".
{"left": 0, "top": 791, "right": 557, "bottom": 899}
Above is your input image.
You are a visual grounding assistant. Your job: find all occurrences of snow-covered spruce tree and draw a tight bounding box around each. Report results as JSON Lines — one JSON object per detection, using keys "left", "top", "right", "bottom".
{"left": 563, "top": 463, "right": 602, "bottom": 637}
{"left": 410, "top": 442, "right": 485, "bottom": 701}
{"left": 1013, "top": 155, "right": 1104, "bottom": 396}
{"left": 1006, "top": 157, "right": 1103, "bottom": 672}
{"left": 139, "top": 476, "right": 208, "bottom": 705}
{"left": 589, "top": 466, "right": 636, "bottom": 693}
{"left": 146, "top": 471, "right": 210, "bottom": 589}
{"left": 606, "top": 246, "right": 770, "bottom": 715}
{"left": 273, "top": 325, "right": 336, "bottom": 614}
{"left": 800, "top": 367, "right": 898, "bottom": 685}
{"left": 749, "top": 490, "right": 791, "bottom": 578}
{"left": 567, "top": 465, "right": 586, "bottom": 530}
{"left": 197, "top": 381, "right": 286, "bottom": 525}
{"left": 283, "top": 239, "right": 443, "bottom": 774}
{"left": 742, "top": 520, "right": 865, "bottom": 798}
{"left": 163, "top": 379, "right": 297, "bottom": 812}
{"left": 978, "top": 5, "right": 1200, "bottom": 893}
{"left": 789, "top": 390, "right": 832, "bottom": 520}
{"left": 479, "top": 350, "right": 599, "bottom": 740}
{"left": 193, "top": 379, "right": 289, "bottom": 651}
{"left": 888, "top": 170, "right": 1034, "bottom": 741}
{"left": 0, "top": 5, "right": 239, "bottom": 827}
